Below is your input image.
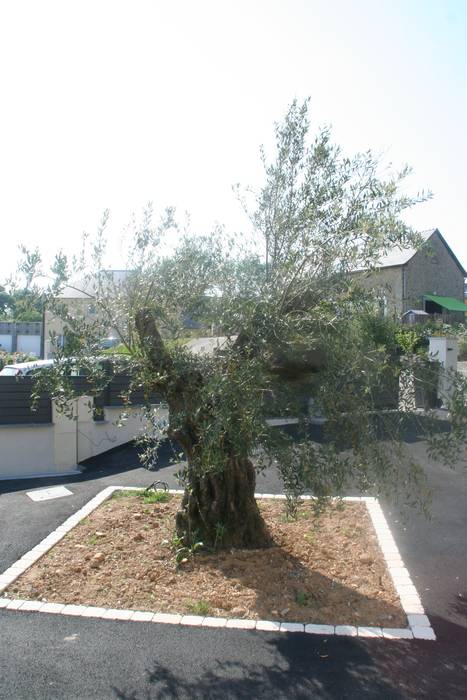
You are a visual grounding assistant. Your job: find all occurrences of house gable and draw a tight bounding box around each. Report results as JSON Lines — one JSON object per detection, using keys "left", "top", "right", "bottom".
{"left": 404, "top": 230, "right": 465, "bottom": 312}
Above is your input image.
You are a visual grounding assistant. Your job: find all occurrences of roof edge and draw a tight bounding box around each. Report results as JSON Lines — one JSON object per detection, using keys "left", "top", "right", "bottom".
{"left": 429, "top": 229, "right": 467, "bottom": 277}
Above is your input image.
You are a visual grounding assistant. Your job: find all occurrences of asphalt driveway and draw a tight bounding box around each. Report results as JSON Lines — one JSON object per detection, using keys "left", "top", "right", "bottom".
{"left": 0, "top": 441, "right": 466, "bottom": 699}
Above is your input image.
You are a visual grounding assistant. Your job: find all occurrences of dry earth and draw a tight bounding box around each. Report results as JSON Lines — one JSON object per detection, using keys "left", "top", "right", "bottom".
{"left": 7, "top": 492, "right": 406, "bottom": 626}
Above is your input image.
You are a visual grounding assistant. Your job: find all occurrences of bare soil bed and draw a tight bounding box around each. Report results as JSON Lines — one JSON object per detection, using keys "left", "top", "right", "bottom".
{"left": 7, "top": 492, "right": 406, "bottom": 626}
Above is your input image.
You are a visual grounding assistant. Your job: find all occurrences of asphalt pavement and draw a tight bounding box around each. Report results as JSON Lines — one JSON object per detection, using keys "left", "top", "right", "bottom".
{"left": 0, "top": 440, "right": 466, "bottom": 699}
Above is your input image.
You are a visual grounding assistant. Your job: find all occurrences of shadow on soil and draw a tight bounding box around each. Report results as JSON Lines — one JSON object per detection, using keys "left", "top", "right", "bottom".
{"left": 195, "top": 511, "right": 405, "bottom": 627}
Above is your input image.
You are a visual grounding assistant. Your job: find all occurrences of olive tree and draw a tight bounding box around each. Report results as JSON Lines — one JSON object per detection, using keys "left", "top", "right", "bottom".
{"left": 28, "top": 100, "right": 466, "bottom": 549}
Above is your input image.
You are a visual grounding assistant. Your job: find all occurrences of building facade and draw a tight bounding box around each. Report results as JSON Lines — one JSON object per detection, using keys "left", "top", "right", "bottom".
{"left": 355, "top": 229, "right": 466, "bottom": 322}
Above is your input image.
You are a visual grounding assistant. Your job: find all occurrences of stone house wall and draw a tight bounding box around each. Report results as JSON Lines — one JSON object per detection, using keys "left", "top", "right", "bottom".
{"left": 354, "top": 232, "right": 465, "bottom": 321}
{"left": 404, "top": 233, "right": 465, "bottom": 315}
{"left": 353, "top": 267, "right": 404, "bottom": 317}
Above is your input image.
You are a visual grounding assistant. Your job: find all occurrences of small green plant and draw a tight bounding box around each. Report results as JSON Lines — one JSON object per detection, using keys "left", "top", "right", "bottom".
{"left": 213, "top": 522, "right": 227, "bottom": 550}
{"left": 111, "top": 488, "right": 171, "bottom": 504}
{"left": 171, "top": 532, "right": 204, "bottom": 565}
{"left": 88, "top": 534, "right": 99, "bottom": 545}
{"left": 395, "top": 328, "right": 420, "bottom": 355}
{"left": 284, "top": 494, "right": 300, "bottom": 520}
{"left": 186, "top": 600, "right": 211, "bottom": 616}
{"left": 111, "top": 489, "right": 141, "bottom": 499}
{"left": 141, "top": 490, "right": 171, "bottom": 504}
{"left": 295, "top": 591, "right": 310, "bottom": 606}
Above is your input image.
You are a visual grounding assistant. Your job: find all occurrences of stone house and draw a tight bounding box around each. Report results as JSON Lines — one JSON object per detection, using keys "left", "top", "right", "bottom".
{"left": 354, "top": 229, "right": 466, "bottom": 322}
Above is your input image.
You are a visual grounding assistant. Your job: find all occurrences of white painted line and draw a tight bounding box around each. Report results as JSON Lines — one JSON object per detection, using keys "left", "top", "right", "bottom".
{"left": 0, "top": 486, "right": 436, "bottom": 641}
{"left": 26, "top": 486, "right": 73, "bottom": 502}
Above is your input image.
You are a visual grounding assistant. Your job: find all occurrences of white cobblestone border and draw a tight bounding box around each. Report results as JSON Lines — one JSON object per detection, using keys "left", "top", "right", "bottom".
{"left": 0, "top": 487, "right": 435, "bottom": 641}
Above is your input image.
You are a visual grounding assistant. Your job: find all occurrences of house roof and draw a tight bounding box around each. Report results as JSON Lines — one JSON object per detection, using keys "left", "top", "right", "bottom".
{"left": 373, "top": 229, "right": 466, "bottom": 276}
{"left": 373, "top": 229, "right": 435, "bottom": 268}
{"left": 402, "top": 309, "right": 430, "bottom": 316}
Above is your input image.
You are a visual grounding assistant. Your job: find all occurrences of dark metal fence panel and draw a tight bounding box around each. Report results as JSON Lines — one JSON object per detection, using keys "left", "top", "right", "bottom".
{"left": 0, "top": 377, "right": 52, "bottom": 424}
{"left": 69, "top": 375, "right": 162, "bottom": 409}
{"left": 0, "top": 374, "right": 162, "bottom": 426}
{"left": 102, "top": 375, "right": 162, "bottom": 407}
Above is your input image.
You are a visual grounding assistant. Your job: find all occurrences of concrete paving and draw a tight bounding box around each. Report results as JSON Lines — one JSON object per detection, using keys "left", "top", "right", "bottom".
{"left": 0, "top": 441, "right": 467, "bottom": 699}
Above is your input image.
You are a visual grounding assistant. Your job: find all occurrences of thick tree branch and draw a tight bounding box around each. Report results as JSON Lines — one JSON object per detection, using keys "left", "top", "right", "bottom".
{"left": 135, "top": 308, "right": 172, "bottom": 373}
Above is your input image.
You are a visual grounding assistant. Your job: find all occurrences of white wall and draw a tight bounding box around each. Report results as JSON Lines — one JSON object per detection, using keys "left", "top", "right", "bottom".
{"left": 0, "top": 397, "right": 168, "bottom": 480}
{"left": 16, "top": 334, "right": 41, "bottom": 356}
{"left": 0, "top": 334, "right": 13, "bottom": 352}
{"left": 0, "top": 424, "right": 59, "bottom": 480}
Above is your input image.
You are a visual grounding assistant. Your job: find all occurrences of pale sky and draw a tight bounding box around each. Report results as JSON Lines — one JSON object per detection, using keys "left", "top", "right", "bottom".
{"left": 0, "top": 0, "right": 466, "bottom": 282}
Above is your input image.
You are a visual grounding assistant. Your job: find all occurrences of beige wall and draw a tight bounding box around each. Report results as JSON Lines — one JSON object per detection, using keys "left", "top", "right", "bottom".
{"left": 43, "top": 300, "right": 94, "bottom": 358}
{"left": 353, "top": 267, "right": 404, "bottom": 317}
{"left": 0, "top": 399, "right": 168, "bottom": 480}
{"left": 44, "top": 294, "right": 127, "bottom": 358}
{"left": 0, "top": 424, "right": 58, "bottom": 480}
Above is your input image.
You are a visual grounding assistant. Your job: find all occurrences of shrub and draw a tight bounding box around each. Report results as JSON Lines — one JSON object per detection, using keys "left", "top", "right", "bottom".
{"left": 0, "top": 351, "right": 37, "bottom": 370}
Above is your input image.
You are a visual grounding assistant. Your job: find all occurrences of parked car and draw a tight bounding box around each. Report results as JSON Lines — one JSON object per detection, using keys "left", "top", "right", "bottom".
{"left": 0, "top": 360, "right": 54, "bottom": 377}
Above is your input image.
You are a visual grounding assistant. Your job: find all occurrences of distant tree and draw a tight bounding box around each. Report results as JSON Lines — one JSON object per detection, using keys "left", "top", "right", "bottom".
{"left": 24, "top": 100, "right": 466, "bottom": 550}
{"left": 0, "top": 285, "right": 14, "bottom": 317}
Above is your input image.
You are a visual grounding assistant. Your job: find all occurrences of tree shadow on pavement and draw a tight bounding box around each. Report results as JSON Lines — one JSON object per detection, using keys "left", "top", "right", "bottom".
{"left": 111, "top": 612, "right": 467, "bottom": 700}
{"left": 367, "top": 613, "right": 467, "bottom": 700}
{"left": 111, "top": 631, "right": 408, "bottom": 700}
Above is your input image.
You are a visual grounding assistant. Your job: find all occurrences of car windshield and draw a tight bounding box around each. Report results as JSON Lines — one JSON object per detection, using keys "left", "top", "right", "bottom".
{"left": 0, "top": 367, "right": 20, "bottom": 376}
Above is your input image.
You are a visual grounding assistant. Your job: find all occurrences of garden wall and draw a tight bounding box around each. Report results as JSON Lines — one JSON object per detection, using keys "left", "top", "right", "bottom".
{"left": 0, "top": 376, "right": 166, "bottom": 480}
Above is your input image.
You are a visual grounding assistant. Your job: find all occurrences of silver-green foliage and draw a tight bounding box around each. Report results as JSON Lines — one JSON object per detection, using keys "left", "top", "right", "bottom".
{"left": 21, "top": 99, "right": 466, "bottom": 524}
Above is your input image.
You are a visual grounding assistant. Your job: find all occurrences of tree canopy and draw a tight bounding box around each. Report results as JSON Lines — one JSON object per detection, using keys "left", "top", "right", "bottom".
{"left": 0, "top": 285, "right": 43, "bottom": 321}
{"left": 25, "top": 100, "right": 466, "bottom": 549}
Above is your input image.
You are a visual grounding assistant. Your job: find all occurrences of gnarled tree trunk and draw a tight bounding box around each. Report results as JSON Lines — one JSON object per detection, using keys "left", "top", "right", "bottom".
{"left": 175, "top": 448, "right": 271, "bottom": 549}
{"left": 136, "top": 308, "right": 271, "bottom": 550}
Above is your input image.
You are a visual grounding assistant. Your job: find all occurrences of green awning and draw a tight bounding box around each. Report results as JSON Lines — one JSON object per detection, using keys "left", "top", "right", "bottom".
{"left": 424, "top": 294, "right": 467, "bottom": 312}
